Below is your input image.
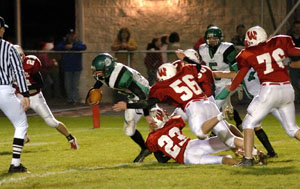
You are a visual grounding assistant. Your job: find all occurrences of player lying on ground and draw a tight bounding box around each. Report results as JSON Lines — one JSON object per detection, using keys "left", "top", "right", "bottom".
{"left": 14, "top": 45, "right": 79, "bottom": 150}
{"left": 146, "top": 106, "right": 239, "bottom": 165}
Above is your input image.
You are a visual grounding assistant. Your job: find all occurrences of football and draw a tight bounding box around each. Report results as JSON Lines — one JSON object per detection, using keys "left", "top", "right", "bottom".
{"left": 88, "top": 89, "right": 102, "bottom": 105}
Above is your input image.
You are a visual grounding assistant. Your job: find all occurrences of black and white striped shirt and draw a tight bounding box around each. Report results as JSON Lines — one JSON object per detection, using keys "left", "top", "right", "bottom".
{"left": 0, "top": 39, "right": 28, "bottom": 94}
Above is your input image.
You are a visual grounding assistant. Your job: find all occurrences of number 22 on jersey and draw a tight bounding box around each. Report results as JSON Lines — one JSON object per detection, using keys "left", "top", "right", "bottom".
{"left": 169, "top": 74, "right": 203, "bottom": 101}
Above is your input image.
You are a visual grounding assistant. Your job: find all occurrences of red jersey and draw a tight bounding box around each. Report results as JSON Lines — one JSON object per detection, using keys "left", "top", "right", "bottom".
{"left": 230, "top": 35, "right": 300, "bottom": 91}
{"left": 149, "top": 65, "right": 206, "bottom": 110}
{"left": 20, "top": 55, "right": 42, "bottom": 96}
{"left": 145, "top": 116, "right": 190, "bottom": 164}
{"left": 197, "top": 65, "right": 214, "bottom": 97}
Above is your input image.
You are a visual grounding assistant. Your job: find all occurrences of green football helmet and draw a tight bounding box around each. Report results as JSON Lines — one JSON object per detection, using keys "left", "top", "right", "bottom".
{"left": 204, "top": 26, "right": 223, "bottom": 46}
{"left": 91, "top": 53, "right": 115, "bottom": 78}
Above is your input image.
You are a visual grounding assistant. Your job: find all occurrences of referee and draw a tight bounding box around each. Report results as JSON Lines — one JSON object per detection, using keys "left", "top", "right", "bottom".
{"left": 0, "top": 16, "right": 30, "bottom": 173}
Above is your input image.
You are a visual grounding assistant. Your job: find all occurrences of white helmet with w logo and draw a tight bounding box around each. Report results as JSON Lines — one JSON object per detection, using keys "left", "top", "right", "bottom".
{"left": 156, "top": 63, "right": 177, "bottom": 81}
{"left": 150, "top": 105, "right": 169, "bottom": 130}
{"left": 244, "top": 26, "right": 267, "bottom": 48}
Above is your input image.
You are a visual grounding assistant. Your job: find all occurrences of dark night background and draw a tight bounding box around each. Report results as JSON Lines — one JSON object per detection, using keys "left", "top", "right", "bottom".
{"left": 0, "top": 0, "right": 75, "bottom": 49}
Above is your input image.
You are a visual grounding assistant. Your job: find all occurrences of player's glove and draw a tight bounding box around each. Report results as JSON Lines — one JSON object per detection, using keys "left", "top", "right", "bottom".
{"left": 86, "top": 88, "right": 102, "bottom": 105}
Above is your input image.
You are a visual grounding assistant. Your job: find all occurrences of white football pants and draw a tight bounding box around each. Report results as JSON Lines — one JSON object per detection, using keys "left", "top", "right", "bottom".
{"left": 184, "top": 136, "right": 231, "bottom": 164}
{"left": 17, "top": 92, "right": 59, "bottom": 128}
{"left": 0, "top": 85, "right": 28, "bottom": 139}
{"left": 243, "top": 83, "right": 300, "bottom": 137}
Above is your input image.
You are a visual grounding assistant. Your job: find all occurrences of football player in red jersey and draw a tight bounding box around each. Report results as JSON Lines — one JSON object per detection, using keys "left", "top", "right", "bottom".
{"left": 146, "top": 106, "right": 238, "bottom": 165}
{"left": 14, "top": 45, "right": 79, "bottom": 150}
{"left": 114, "top": 62, "right": 249, "bottom": 151}
{"left": 224, "top": 26, "right": 300, "bottom": 167}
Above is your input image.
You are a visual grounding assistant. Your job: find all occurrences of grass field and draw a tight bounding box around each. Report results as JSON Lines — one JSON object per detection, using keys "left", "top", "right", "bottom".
{"left": 1, "top": 114, "right": 300, "bottom": 188}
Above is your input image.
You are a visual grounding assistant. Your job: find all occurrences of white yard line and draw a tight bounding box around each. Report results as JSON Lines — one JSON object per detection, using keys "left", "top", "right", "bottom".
{"left": 0, "top": 163, "right": 143, "bottom": 186}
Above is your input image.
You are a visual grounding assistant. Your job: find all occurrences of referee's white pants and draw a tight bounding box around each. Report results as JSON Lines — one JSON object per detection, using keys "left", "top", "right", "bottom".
{"left": 0, "top": 85, "right": 28, "bottom": 139}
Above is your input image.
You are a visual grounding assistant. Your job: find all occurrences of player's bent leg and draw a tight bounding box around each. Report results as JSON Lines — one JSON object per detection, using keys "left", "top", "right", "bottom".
{"left": 184, "top": 138, "right": 232, "bottom": 164}
{"left": 254, "top": 126, "right": 277, "bottom": 158}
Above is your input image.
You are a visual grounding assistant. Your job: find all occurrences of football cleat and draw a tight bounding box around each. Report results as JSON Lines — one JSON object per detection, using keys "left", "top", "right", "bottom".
{"left": 133, "top": 148, "right": 152, "bottom": 163}
{"left": 267, "top": 152, "right": 278, "bottom": 158}
{"left": 234, "top": 157, "right": 254, "bottom": 167}
{"left": 8, "top": 164, "right": 30, "bottom": 173}
{"left": 257, "top": 151, "right": 268, "bottom": 165}
{"left": 69, "top": 137, "right": 79, "bottom": 150}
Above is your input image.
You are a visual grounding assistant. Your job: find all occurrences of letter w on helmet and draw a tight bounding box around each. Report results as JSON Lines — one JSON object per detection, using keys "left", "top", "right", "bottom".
{"left": 156, "top": 63, "right": 177, "bottom": 81}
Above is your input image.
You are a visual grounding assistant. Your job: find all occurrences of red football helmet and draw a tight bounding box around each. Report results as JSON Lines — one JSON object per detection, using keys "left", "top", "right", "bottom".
{"left": 156, "top": 63, "right": 177, "bottom": 81}
{"left": 244, "top": 26, "right": 267, "bottom": 48}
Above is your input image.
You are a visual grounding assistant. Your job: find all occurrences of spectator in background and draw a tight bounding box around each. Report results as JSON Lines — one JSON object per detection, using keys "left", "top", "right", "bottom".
{"left": 160, "top": 34, "right": 168, "bottom": 63}
{"left": 288, "top": 21, "right": 300, "bottom": 103}
{"left": 37, "top": 40, "right": 62, "bottom": 99}
{"left": 144, "top": 37, "right": 163, "bottom": 85}
{"left": 167, "top": 32, "right": 181, "bottom": 62}
{"left": 111, "top": 27, "right": 138, "bottom": 68}
{"left": 193, "top": 24, "right": 214, "bottom": 51}
{"left": 231, "top": 24, "right": 246, "bottom": 51}
{"left": 54, "top": 29, "right": 87, "bottom": 105}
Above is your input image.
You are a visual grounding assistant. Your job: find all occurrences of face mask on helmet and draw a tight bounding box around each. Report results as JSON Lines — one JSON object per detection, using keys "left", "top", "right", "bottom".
{"left": 184, "top": 49, "right": 200, "bottom": 63}
{"left": 205, "top": 26, "right": 223, "bottom": 47}
{"left": 91, "top": 53, "right": 115, "bottom": 79}
{"left": 150, "top": 106, "right": 169, "bottom": 130}
{"left": 244, "top": 26, "right": 267, "bottom": 48}
{"left": 156, "top": 63, "right": 177, "bottom": 81}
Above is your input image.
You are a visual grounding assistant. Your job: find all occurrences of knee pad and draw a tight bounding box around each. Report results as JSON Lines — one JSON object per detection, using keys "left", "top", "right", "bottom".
{"left": 242, "top": 114, "right": 257, "bottom": 130}
{"left": 124, "top": 120, "right": 136, "bottom": 136}
{"left": 44, "top": 116, "right": 59, "bottom": 128}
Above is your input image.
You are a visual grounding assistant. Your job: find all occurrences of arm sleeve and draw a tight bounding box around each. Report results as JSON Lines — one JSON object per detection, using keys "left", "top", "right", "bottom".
{"left": 229, "top": 67, "right": 249, "bottom": 91}
{"left": 29, "top": 72, "right": 44, "bottom": 90}
{"left": 127, "top": 98, "right": 160, "bottom": 109}
{"left": 128, "top": 81, "right": 147, "bottom": 100}
{"left": 72, "top": 40, "right": 87, "bottom": 51}
{"left": 10, "top": 47, "right": 29, "bottom": 93}
{"left": 154, "top": 151, "right": 171, "bottom": 163}
{"left": 53, "top": 41, "right": 66, "bottom": 51}
{"left": 93, "top": 80, "right": 103, "bottom": 89}
{"left": 223, "top": 45, "right": 238, "bottom": 65}
{"left": 183, "top": 57, "right": 202, "bottom": 72}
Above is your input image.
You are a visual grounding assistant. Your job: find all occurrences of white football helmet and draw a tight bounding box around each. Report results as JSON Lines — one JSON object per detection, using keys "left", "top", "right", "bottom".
{"left": 156, "top": 63, "right": 177, "bottom": 81}
{"left": 13, "top": 45, "right": 25, "bottom": 60}
{"left": 184, "top": 49, "right": 200, "bottom": 63}
{"left": 244, "top": 26, "right": 267, "bottom": 48}
{"left": 150, "top": 106, "right": 169, "bottom": 130}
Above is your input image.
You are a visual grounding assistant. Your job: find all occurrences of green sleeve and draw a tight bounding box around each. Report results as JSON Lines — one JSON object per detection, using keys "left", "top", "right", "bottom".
{"left": 117, "top": 70, "right": 133, "bottom": 89}
{"left": 230, "top": 63, "right": 239, "bottom": 73}
{"left": 215, "top": 88, "right": 230, "bottom": 100}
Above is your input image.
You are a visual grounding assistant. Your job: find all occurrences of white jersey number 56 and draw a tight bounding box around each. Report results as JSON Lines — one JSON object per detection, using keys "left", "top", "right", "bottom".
{"left": 170, "top": 74, "right": 202, "bottom": 101}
